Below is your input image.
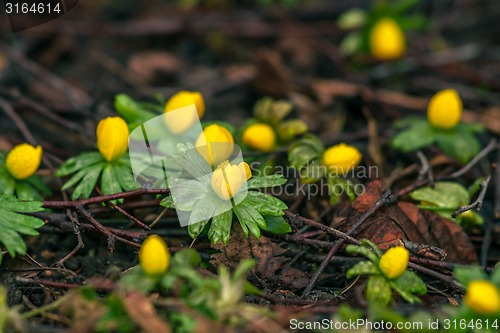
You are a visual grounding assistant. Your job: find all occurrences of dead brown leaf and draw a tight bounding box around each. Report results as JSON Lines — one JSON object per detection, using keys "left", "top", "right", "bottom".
{"left": 211, "top": 226, "right": 309, "bottom": 290}
{"left": 336, "top": 181, "right": 478, "bottom": 264}
{"left": 128, "top": 51, "right": 184, "bottom": 84}
{"left": 123, "top": 292, "right": 171, "bottom": 333}
{"left": 254, "top": 49, "right": 292, "bottom": 97}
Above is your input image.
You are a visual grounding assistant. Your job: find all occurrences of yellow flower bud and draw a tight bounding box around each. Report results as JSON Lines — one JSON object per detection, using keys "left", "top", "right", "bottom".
{"left": 378, "top": 246, "right": 409, "bottom": 279}
{"left": 242, "top": 123, "right": 276, "bottom": 152}
{"left": 211, "top": 161, "right": 251, "bottom": 200}
{"left": 322, "top": 143, "right": 362, "bottom": 175}
{"left": 370, "top": 18, "right": 405, "bottom": 60}
{"left": 139, "top": 234, "right": 170, "bottom": 276}
{"left": 96, "top": 117, "right": 129, "bottom": 162}
{"left": 164, "top": 91, "right": 205, "bottom": 134}
{"left": 195, "top": 124, "right": 234, "bottom": 166}
{"left": 427, "top": 89, "right": 462, "bottom": 129}
{"left": 464, "top": 280, "right": 500, "bottom": 315}
{"left": 5, "top": 144, "right": 43, "bottom": 180}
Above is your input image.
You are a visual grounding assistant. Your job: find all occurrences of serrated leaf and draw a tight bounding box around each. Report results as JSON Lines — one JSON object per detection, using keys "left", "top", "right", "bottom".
{"left": 71, "top": 163, "right": 105, "bottom": 200}
{"left": 367, "top": 275, "right": 392, "bottom": 305}
{"left": 263, "top": 216, "right": 291, "bottom": 234}
{"left": 55, "top": 152, "right": 104, "bottom": 177}
{"left": 101, "top": 164, "right": 122, "bottom": 197}
{"left": 409, "top": 181, "right": 470, "bottom": 208}
{"left": 114, "top": 162, "right": 140, "bottom": 191}
{"left": 436, "top": 130, "right": 480, "bottom": 164}
{"left": 346, "top": 261, "right": 379, "bottom": 279}
{"left": 0, "top": 195, "right": 45, "bottom": 261}
{"left": 389, "top": 280, "right": 422, "bottom": 304}
{"left": 208, "top": 210, "right": 233, "bottom": 245}
{"left": 188, "top": 219, "right": 209, "bottom": 239}
{"left": 247, "top": 175, "right": 287, "bottom": 189}
{"left": 391, "top": 121, "right": 436, "bottom": 152}
{"left": 233, "top": 202, "right": 265, "bottom": 238}
{"left": 296, "top": 160, "right": 326, "bottom": 184}
{"left": 288, "top": 134, "right": 324, "bottom": 170}
{"left": 244, "top": 191, "right": 287, "bottom": 216}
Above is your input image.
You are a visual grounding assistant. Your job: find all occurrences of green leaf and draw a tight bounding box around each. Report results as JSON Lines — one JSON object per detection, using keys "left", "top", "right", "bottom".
{"left": 337, "top": 8, "right": 367, "bottom": 30}
{"left": 55, "top": 152, "right": 103, "bottom": 177}
{"left": 389, "top": 280, "right": 423, "bottom": 304}
{"left": 391, "top": 121, "right": 436, "bottom": 152}
{"left": 0, "top": 195, "right": 45, "bottom": 261}
{"left": 208, "top": 210, "right": 233, "bottom": 245}
{"left": 345, "top": 244, "right": 379, "bottom": 263}
{"left": 101, "top": 164, "right": 123, "bottom": 197}
{"left": 454, "top": 265, "right": 487, "bottom": 286}
{"left": 0, "top": 167, "right": 15, "bottom": 196}
{"left": 233, "top": 202, "right": 266, "bottom": 238}
{"left": 25, "top": 176, "right": 51, "bottom": 197}
{"left": 288, "top": 134, "right": 324, "bottom": 170}
{"left": 254, "top": 97, "right": 293, "bottom": 126}
{"left": 71, "top": 163, "right": 105, "bottom": 200}
{"left": 15, "top": 181, "right": 43, "bottom": 201}
{"left": 188, "top": 219, "right": 209, "bottom": 239}
{"left": 296, "top": 160, "right": 326, "bottom": 184}
{"left": 244, "top": 191, "right": 287, "bottom": 216}
{"left": 114, "top": 94, "right": 156, "bottom": 126}
{"left": 276, "top": 119, "right": 308, "bottom": 143}
{"left": 366, "top": 275, "right": 392, "bottom": 305}
{"left": 160, "top": 196, "right": 174, "bottom": 208}
{"left": 171, "top": 249, "right": 201, "bottom": 269}
{"left": 339, "top": 32, "right": 363, "bottom": 55}
{"left": 247, "top": 175, "right": 287, "bottom": 189}
{"left": 436, "top": 130, "right": 481, "bottom": 164}
{"left": 263, "top": 216, "right": 291, "bottom": 234}
{"left": 393, "top": 271, "right": 427, "bottom": 295}
{"left": 346, "top": 261, "right": 379, "bottom": 279}
{"left": 409, "top": 181, "right": 470, "bottom": 208}
{"left": 399, "top": 15, "right": 429, "bottom": 30}
{"left": 491, "top": 266, "right": 500, "bottom": 287}
{"left": 114, "top": 162, "right": 140, "bottom": 191}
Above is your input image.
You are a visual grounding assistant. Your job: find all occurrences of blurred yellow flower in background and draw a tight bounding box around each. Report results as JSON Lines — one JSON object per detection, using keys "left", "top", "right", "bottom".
{"left": 464, "top": 280, "right": 500, "bottom": 315}
{"left": 322, "top": 143, "right": 362, "bottom": 175}
{"left": 211, "top": 160, "right": 251, "bottom": 200}
{"left": 5, "top": 143, "right": 43, "bottom": 180}
{"left": 195, "top": 124, "right": 234, "bottom": 166}
{"left": 427, "top": 89, "right": 462, "bottom": 129}
{"left": 378, "top": 246, "right": 409, "bottom": 279}
{"left": 96, "top": 116, "right": 129, "bottom": 162}
{"left": 164, "top": 91, "right": 205, "bottom": 134}
{"left": 139, "top": 234, "right": 170, "bottom": 276}
{"left": 242, "top": 123, "right": 276, "bottom": 152}
{"left": 370, "top": 17, "right": 405, "bottom": 60}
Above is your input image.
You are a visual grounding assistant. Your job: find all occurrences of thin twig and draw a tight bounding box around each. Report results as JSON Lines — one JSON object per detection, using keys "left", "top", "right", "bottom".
{"left": 452, "top": 174, "right": 492, "bottom": 217}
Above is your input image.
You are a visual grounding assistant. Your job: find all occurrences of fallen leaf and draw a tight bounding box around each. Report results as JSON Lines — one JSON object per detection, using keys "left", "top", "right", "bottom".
{"left": 123, "top": 292, "right": 171, "bottom": 333}
{"left": 211, "top": 225, "right": 309, "bottom": 290}
{"left": 336, "top": 181, "right": 478, "bottom": 264}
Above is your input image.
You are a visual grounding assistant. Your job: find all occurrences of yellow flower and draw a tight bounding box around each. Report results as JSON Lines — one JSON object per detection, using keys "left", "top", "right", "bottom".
{"left": 464, "top": 280, "right": 500, "bottom": 315}
{"left": 322, "top": 143, "right": 362, "bottom": 175}
{"left": 164, "top": 91, "right": 205, "bottom": 134}
{"left": 139, "top": 234, "right": 170, "bottom": 276}
{"left": 427, "top": 89, "right": 462, "bottom": 129}
{"left": 370, "top": 18, "right": 405, "bottom": 60}
{"left": 96, "top": 117, "right": 129, "bottom": 162}
{"left": 5, "top": 144, "right": 43, "bottom": 180}
{"left": 195, "top": 124, "right": 234, "bottom": 166}
{"left": 378, "top": 246, "right": 409, "bottom": 279}
{"left": 211, "top": 160, "right": 251, "bottom": 200}
{"left": 242, "top": 123, "right": 276, "bottom": 152}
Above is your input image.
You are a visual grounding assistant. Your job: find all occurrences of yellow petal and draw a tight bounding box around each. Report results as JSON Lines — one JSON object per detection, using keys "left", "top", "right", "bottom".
{"left": 427, "top": 89, "right": 462, "bottom": 129}
{"left": 5, "top": 144, "right": 43, "bottom": 180}
{"left": 322, "top": 143, "right": 362, "bottom": 175}
{"left": 242, "top": 123, "right": 276, "bottom": 152}
{"left": 378, "top": 246, "right": 409, "bottom": 279}
{"left": 164, "top": 91, "right": 205, "bottom": 119}
{"left": 464, "top": 280, "right": 500, "bottom": 315}
{"left": 96, "top": 117, "right": 129, "bottom": 161}
{"left": 195, "top": 124, "right": 234, "bottom": 166}
{"left": 370, "top": 18, "right": 406, "bottom": 60}
{"left": 139, "top": 235, "right": 170, "bottom": 276}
